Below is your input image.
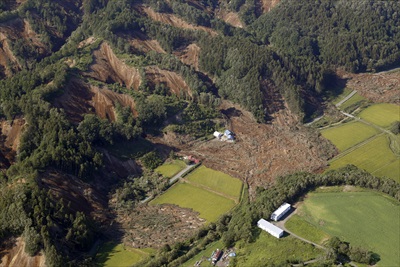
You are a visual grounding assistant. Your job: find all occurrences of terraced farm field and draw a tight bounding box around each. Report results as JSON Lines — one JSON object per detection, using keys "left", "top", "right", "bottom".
{"left": 185, "top": 166, "right": 243, "bottom": 199}
{"left": 329, "top": 135, "right": 399, "bottom": 181}
{"left": 151, "top": 182, "right": 237, "bottom": 222}
{"left": 290, "top": 189, "right": 400, "bottom": 267}
{"left": 359, "top": 103, "right": 400, "bottom": 128}
{"left": 321, "top": 122, "right": 379, "bottom": 152}
{"left": 155, "top": 160, "right": 186, "bottom": 178}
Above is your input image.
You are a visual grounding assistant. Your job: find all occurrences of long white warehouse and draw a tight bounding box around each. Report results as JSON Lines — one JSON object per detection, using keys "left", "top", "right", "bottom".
{"left": 257, "top": 219, "right": 284, "bottom": 238}
{"left": 270, "top": 203, "right": 291, "bottom": 221}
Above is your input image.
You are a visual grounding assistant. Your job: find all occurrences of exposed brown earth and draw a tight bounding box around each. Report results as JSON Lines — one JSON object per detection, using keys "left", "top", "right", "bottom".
{"left": 0, "top": 18, "right": 47, "bottom": 76}
{"left": 128, "top": 32, "right": 166, "bottom": 54}
{"left": 140, "top": 6, "right": 217, "bottom": 36}
{"left": 173, "top": 43, "right": 201, "bottom": 71}
{"left": 117, "top": 204, "right": 205, "bottom": 249}
{"left": 153, "top": 100, "right": 335, "bottom": 197}
{"left": 339, "top": 69, "right": 400, "bottom": 104}
{"left": 0, "top": 118, "right": 25, "bottom": 169}
{"left": 0, "top": 237, "right": 46, "bottom": 267}
{"left": 261, "top": 0, "right": 281, "bottom": 13}
{"left": 86, "top": 42, "right": 142, "bottom": 90}
{"left": 53, "top": 79, "right": 137, "bottom": 123}
{"left": 145, "top": 66, "right": 193, "bottom": 97}
{"left": 217, "top": 10, "right": 243, "bottom": 28}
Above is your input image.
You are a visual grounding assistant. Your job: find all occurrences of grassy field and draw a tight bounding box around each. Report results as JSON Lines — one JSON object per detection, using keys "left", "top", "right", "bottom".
{"left": 285, "top": 214, "right": 331, "bottom": 245}
{"left": 151, "top": 182, "right": 236, "bottom": 222}
{"left": 339, "top": 92, "right": 366, "bottom": 111}
{"left": 155, "top": 160, "right": 186, "bottom": 178}
{"left": 292, "top": 190, "right": 400, "bottom": 267}
{"left": 180, "top": 240, "right": 223, "bottom": 267}
{"left": 321, "top": 122, "right": 379, "bottom": 152}
{"left": 234, "top": 231, "right": 322, "bottom": 266}
{"left": 329, "top": 135, "right": 399, "bottom": 182}
{"left": 185, "top": 166, "right": 243, "bottom": 199}
{"left": 96, "top": 242, "right": 151, "bottom": 267}
{"left": 359, "top": 103, "right": 400, "bottom": 128}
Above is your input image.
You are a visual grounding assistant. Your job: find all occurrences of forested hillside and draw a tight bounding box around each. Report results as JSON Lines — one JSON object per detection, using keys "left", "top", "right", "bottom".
{"left": 0, "top": 0, "right": 399, "bottom": 265}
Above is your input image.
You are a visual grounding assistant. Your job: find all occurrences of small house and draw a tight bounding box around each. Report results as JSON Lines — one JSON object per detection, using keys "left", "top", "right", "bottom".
{"left": 257, "top": 218, "right": 284, "bottom": 238}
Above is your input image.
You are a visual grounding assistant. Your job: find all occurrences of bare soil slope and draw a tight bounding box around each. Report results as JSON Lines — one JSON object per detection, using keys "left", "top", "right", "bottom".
{"left": 128, "top": 32, "right": 166, "bottom": 54}
{"left": 173, "top": 43, "right": 201, "bottom": 71}
{"left": 86, "top": 42, "right": 142, "bottom": 90}
{"left": 261, "top": 0, "right": 281, "bottom": 13}
{"left": 140, "top": 6, "right": 217, "bottom": 36}
{"left": 0, "top": 19, "right": 47, "bottom": 76}
{"left": 0, "top": 118, "right": 25, "bottom": 169}
{"left": 0, "top": 237, "right": 45, "bottom": 267}
{"left": 217, "top": 10, "right": 243, "bottom": 28}
{"left": 145, "top": 66, "right": 193, "bottom": 96}
{"left": 53, "top": 79, "right": 137, "bottom": 123}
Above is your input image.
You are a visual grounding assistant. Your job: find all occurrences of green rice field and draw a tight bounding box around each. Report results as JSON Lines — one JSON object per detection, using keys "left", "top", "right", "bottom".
{"left": 155, "top": 160, "right": 186, "bottom": 178}
{"left": 96, "top": 243, "right": 152, "bottom": 267}
{"left": 234, "top": 231, "right": 322, "bottom": 266}
{"left": 185, "top": 166, "right": 243, "bottom": 199}
{"left": 290, "top": 190, "right": 400, "bottom": 267}
{"left": 332, "top": 88, "right": 353, "bottom": 105}
{"left": 329, "top": 135, "right": 399, "bottom": 182}
{"left": 151, "top": 182, "right": 236, "bottom": 222}
{"left": 321, "top": 122, "right": 379, "bottom": 152}
{"left": 359, "top": 103, "right": 400, "bottom": 128}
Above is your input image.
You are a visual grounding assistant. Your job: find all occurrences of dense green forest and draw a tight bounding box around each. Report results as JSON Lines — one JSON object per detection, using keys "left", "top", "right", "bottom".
{"left": 0, "top": 0, "right": 399, "bottom": 265}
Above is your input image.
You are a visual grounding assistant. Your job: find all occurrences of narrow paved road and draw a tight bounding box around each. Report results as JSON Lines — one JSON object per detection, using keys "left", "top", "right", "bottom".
{"left": 336, "top": 90, "right": 357, "bottom": 107}
{"left": 168, "top": 164, "right": 196, "bottom": 185}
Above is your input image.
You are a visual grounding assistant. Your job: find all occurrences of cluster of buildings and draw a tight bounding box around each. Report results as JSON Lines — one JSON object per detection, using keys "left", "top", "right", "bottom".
{"left": 257, "top": 203, "right": 291, "bottom": 239}
{"left": 213, "top": 130, "right": 235, "bottom": 141}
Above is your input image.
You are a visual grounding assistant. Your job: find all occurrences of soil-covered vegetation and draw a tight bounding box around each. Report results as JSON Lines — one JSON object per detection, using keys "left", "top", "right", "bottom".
{"left": 0, "top": 0, "right": 399, "bottom": 265}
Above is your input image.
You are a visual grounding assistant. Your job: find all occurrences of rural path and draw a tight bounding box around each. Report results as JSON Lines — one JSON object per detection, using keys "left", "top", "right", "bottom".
{"left": 168, "top": 164, "right": 196, "bottom": 185}
{"left": 274, "top": 210, "right": 326, "bottom": 251}
{"left": 336, "top": 90, "right": 357, "bottom": 107}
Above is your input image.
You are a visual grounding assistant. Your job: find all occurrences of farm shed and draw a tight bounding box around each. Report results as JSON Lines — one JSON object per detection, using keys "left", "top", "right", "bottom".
{"left": 271, "top": 203, "right": 291, "bottom": 221}
{"left": 257, "top": 218, "right": 284, "bottom": 238}
{"left": 213, "top": 131, "right": 223, "bottom": 139}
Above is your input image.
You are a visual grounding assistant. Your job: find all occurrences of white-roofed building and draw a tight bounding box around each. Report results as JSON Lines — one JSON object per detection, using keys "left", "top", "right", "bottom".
{"left": 257, "top": 219, "right": 284, "bottom": 238}
{"left": 270, "top": 203, "right": 291, "bottom": 221}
